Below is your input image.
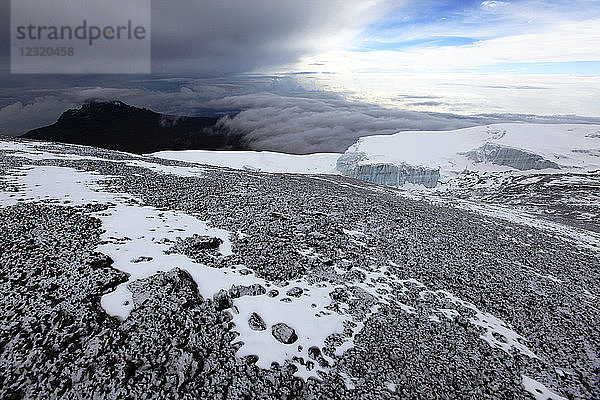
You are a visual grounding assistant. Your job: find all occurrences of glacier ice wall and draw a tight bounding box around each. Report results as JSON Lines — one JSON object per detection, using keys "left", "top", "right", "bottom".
{"left": 335, "top": 124, "right": 600, "bottom": 189}
{"left": 336, "top": 151, "right": 440, "bottom": 188}
{"left": 462, "top": 143, "right": 560, "bottom": 171}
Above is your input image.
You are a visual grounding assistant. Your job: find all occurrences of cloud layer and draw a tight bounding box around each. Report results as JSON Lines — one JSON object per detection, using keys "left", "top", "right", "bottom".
{"left": 207, "top": 92, "right": 486, "bottom": 153}
{"left": 153, "top": 1, "right": 385, "bottom": 74}
{"left": 3, "top": 77, "right": 598, "bottom": 154}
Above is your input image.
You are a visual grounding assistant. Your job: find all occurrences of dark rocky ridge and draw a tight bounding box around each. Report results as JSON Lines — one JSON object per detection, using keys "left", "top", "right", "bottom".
{"left": 22, "top": 101, "right": 249, "bottom": 154}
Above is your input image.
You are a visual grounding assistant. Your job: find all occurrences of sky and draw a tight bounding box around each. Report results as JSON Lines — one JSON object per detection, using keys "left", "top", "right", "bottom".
{"left": 0, "top": 0, "right": 599, "bottom": 152}
{"left": 332, "top": 0, "right": 600, "bottom": 74}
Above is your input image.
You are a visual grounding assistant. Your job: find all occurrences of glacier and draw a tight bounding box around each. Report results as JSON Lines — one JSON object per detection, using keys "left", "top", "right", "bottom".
{"left": 336, "top": 151, "right": 440, "bottom": 188}
{"left": 462, "top": 143, "right": 560, "bottom": 171}
{"left": 149, "top": 124, "right": 600, "bottom": 190}
{"left": 336, "top": 124, "right": 600, "bottom": 188}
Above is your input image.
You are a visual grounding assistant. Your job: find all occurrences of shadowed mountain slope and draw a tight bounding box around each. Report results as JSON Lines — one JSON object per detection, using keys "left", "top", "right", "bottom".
{"left": 22, "top": 101, "right": 247, "bottom": 154}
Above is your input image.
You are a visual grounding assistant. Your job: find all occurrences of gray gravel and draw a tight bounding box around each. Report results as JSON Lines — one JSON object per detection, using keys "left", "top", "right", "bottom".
{"left": 1, "top": 137, "right": 599, "bottom": 399}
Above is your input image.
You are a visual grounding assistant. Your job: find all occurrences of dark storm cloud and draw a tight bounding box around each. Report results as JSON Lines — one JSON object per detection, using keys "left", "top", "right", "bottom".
{"left": 152, "top": 1, "right": 380, "bottom": 75}
{"left": 0, "top": 1, "right": 378, "bottom": 84}
{"left": 0, "top": 0, "right": 9, "bottom": 76}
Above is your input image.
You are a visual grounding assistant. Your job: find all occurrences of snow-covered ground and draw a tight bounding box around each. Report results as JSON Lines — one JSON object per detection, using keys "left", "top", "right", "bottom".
{"left": 0, "top": 159, "right": 552, "bottom": 384}
{"left": 0, "top": 160, "right": 349, "bottom": 379}
{"left": 336, "top": 123, "right": 600, "bottom": 187}
{"left": 1, "top": 136, "right": 598, "bottom": 399}
{"left": 4, "top": 140, "right": 543, "bottom": 382}
{"left": 0, "top": 140, "right": 392, "bottom": 379}
{"left": 0, "top": 140, "right": 206, "bottom": 177}
{"left": 151, "top": 150, "right": 341, "bottom": 174}
{"left": 9, "top": 135, "right": 597, "bottom": 250}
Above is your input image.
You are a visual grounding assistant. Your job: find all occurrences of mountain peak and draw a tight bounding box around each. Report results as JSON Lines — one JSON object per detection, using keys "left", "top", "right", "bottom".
{"left": 57, "top": 101, "right": 154, "bottom": 122}
{"left": 23, "top": 101, "right": 247, "bottom": 154}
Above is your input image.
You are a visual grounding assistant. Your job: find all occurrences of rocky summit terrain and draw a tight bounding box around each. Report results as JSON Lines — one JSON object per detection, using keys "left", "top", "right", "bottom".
{"left": 22, "top": 101, "right": 247, "bottom": 154}
{"left": 0, "top": 137, "right": 599, "bottom": 399}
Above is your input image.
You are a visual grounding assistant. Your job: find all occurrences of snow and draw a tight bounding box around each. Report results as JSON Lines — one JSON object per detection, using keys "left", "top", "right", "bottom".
{"left": 230, "top": 282, "right": 348, "bottom": 377}
{"left": 0, "top": 140, "right": 205, "bottom": 177}
{"left": 96, "top": 204, "right": 236, "bottom": 319}
{"left": 361, "top": 264, "right": 539, "bottom": 360}
{"left": 0, "top": 165, "right": 238, "bottom": 319}
{"left": 0, "top": 138, "right": 572, "bottom": 394}
{"left": 337, "top": 124, "right": 600, "bottom": 187}
{"left": 150, "top": 149, "right": 342, "bottom": 174}
{"left": 342, "top": 229, "right": 367, "bottom": 237}
{"left": 521, "top": 375, "right": 566, "bottom": 400}
{"left": 0, "top": 147, "right": 388, "bottom": 380}
{"left": 454, "top": 199, "right": 600, "bottom": 251}
{"left": 0, "top": 162, "right": 354, "bottom": 378}
{"left": 0, "top": 165, "right": 116, "bottom": 206}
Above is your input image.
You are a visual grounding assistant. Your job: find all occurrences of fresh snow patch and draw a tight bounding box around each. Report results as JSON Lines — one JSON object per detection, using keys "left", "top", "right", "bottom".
{"left": 0, "top": 160, "right": 385, "bottom": 380}
{"left": 342, "top": 229, "right": 367, "bottom": 237}
{"left": 96, "top": 204, "right": 235, "bottom": 319}
{"left": 436, "top": 308, "right": 460, "bottom": 320}
{"left": 521, "top": 375, "right": 566, "bottom": 400}
{"left": 1, "top": 139, "right": 205, "bottom": 177}
{"left": 433, "top": 289, "right": 538, "bottom": 359}
{"left": 0, "top": 165, "right": 234, "bottom": 318}
{"left": 151, "top": 149, "right": 342, "bottom": 175}
{"left": 0, "top": 165, "right": 116, "bottom": 206}
{"left": 359, "top": 263, "right": 538, "bottom": 359}
{"left": 398, "top": 303, "right": 417, "bottom": 314}
{"left": 230, "top": 282, "right": 348, "bottom": 377}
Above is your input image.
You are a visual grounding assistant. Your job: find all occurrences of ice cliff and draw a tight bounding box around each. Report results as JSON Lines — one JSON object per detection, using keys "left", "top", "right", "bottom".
{"left": 336, "top": 151, "right": 440, "bottom": 188}
{"left": 462, "top": 143, "right": 560, "bottom": 171}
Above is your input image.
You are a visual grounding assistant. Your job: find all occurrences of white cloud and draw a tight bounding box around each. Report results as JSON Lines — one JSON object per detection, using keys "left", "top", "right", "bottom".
{"left": 295, "top": 16, "right": 600, "bottom": 74}
{"left": 207, "top": 92, "right": 488, "bottom": 153}
{"left": 480, "top": 1, "right": 510, "bottom": 10}
{"left": 2, "top": 76, "right": 598, "bottom": 153}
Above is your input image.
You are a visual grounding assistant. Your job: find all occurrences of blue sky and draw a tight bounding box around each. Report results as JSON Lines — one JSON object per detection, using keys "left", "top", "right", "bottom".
{"left": 326, "top": 0, "right": 600, "bottom": 75}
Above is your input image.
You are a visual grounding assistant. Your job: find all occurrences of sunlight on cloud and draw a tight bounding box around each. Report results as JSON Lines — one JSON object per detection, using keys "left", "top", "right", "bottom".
{"left": 295, "top": 18, "right": 600, "bottom": 73}
{"left": 273, "top": 0, "right": 600, "bottom": 117}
